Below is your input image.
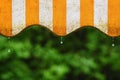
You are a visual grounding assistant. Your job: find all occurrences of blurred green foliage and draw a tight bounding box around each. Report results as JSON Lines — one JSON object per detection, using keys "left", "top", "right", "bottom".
{"left": 0, "top": 26, "right": 120, "bottom": 80}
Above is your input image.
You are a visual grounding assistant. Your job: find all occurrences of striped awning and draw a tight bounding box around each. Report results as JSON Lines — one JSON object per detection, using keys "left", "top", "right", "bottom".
{"left": 0, "top": 0, "right": 120, "bottom": 37}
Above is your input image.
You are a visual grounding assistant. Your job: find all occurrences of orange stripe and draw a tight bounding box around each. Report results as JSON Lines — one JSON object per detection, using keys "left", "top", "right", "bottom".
{"left": 53, "top": 0, "right": 66, "bottom": 36}
{"left": 80, "top": 0, "right": 94, "bottom": 27}
{"left": 0, "top": 0, "right": 12, "bottom": 36}
{"left": 26, "top": 0, "right": 39, "bottom": 27}
{"left": 108, "top": 0, "right": 120, "bottom": 37}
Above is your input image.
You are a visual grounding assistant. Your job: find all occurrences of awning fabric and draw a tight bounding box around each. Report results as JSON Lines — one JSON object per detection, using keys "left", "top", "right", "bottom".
{"left": 0, "top": 0, "right": 120, "bottom": 37}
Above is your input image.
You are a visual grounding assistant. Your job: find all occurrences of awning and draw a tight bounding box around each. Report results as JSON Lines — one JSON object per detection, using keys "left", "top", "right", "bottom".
{"left": 0, "top": 0, "right": 120, "bottom": 37}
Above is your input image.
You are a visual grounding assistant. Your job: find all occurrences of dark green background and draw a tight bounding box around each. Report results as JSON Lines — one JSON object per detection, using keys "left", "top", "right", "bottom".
{"left": 0, "top": 26, "right": 120, "bottom": 80}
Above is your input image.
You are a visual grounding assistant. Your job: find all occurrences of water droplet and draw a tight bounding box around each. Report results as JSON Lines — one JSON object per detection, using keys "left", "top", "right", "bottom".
{"left": 8, "top": 49, "right": 11, "bottom": 53}
{"left": 60, "top": 41, "right": 63, "bottom": 44}
{"left": 112, "top": 37, "right": 115, "bottom": 47}
{"left": 112, "top": 43, "right": 115, "bottom": 47}
{"left": 7, "top": 37, "right": 11, "bottom": 52}
{"left": 60, "top": 37, "right": 63, "bottom": 44}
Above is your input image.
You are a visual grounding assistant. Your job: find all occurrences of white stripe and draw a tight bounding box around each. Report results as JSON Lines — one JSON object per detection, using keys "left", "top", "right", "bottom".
{"left": 39, "top": 0, "right": 53, "bottom": 31}
{"left": 94, "top": 0, "right": 108, "bottom": 33}
{"left": 67, "top": 0, "right": 80, "bottom": 34}
{"left": 12, "top": 0, "right": 26, "bottom": 35}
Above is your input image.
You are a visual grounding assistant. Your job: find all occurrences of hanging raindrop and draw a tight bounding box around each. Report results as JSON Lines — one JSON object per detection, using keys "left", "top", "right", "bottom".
{"left": 112, "top": 43, "right": 115, "bottom": 47}
{"left": 8, "top": 49, "right": 11, "bottom": 53}
{"left": 112, "top": 37, "right": 115, "bottom": 47}
{"left": 7, "top": 37, "right": 11, "bottom": 53}
{"left": 60, "top": 37, "right": 63, "bottom": 44}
